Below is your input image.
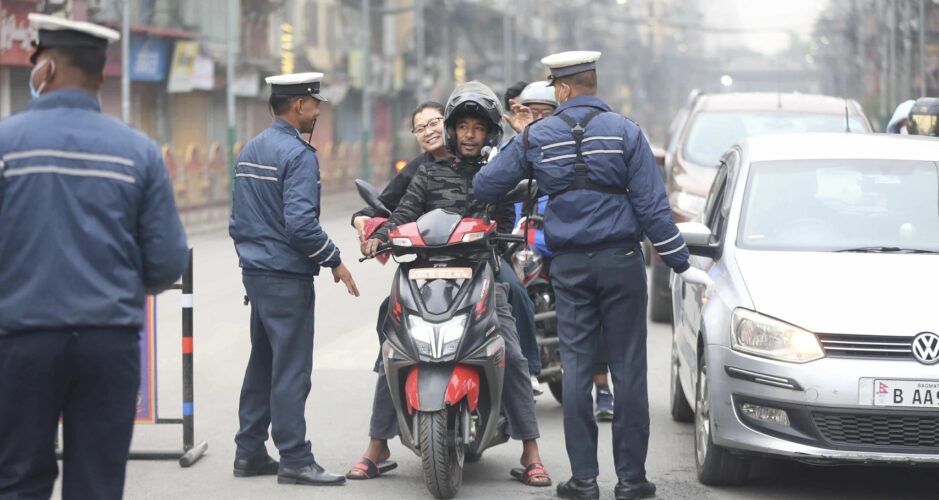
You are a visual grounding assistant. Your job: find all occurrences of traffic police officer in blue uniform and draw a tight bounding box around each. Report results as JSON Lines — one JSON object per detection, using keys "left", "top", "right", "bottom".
{"left": 474, "top": 51, "right": 712, "bottom": 500}
{"left": 0, "top": 14, "right": 188, "bottom": 499}
{"left": 229, "top": 72, "right": 359, "bottom": 486}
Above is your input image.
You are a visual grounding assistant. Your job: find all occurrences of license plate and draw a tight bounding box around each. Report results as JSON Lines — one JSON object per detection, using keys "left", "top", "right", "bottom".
{"left": 873, "top": 379, "right": 939, "bottom": 408}
{"left": 408, "top": 267, "right": 473, "bottom": 280}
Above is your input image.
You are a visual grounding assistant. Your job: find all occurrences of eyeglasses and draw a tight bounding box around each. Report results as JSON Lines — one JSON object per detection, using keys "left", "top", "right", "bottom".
{"left": 412, "top": 117, "right": 443, "bottom": 136}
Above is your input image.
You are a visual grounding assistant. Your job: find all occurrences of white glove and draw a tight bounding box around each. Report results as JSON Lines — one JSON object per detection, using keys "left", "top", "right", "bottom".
{"left": 678, "top": 266, "right": 714, "bottom": 288}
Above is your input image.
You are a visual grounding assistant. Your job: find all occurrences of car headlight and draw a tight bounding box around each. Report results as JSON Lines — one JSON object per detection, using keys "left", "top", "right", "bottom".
{"left": 731, "top": 308, "right": 824, "bottom": 363}
{"left": 408, "top": 314, "right": 468, "bottom": 358}
{"left": 673, "top": 191, "right": 706, "bottom": 215}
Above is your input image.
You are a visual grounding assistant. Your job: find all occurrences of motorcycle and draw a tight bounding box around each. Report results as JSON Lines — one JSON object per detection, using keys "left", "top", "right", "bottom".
{"left": 356, "top": 179, "right": 534, "bottom": 499}
{"left": 510, "top": 214, "right": 562, "bottom": 403}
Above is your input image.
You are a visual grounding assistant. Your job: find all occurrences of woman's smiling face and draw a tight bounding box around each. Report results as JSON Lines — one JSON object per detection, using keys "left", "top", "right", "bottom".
{"left": 412, "top": 108, "right": 445, "bottom": 153}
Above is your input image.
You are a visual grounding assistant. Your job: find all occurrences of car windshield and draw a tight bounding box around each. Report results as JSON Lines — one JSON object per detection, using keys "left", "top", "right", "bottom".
{"left": 683, "top": 112, "right": 868, "bottom": 166}
{"left": 737, "top": 159, "right": 939, "bottom": 252}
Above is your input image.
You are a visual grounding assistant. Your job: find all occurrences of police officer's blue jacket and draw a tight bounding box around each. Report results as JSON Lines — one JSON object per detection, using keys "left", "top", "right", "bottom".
{"left": 475, "top": 95, "right": 690, "bottom": 272}
{"left": 0, "top": 90, "right": 188, "bottom": 334}
{"left": 230, "top": 118, "right": 341, "bottom": 279}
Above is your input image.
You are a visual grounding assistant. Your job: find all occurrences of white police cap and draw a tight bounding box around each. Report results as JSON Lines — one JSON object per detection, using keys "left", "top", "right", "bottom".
{"left": 541, "top": 51, "right": 601, "bottom": 85}
{"left": 265, "top": 72, "right": 328, "bottom": 102}
{"left": 28, "top": 13, "right": 120, "bottom": 64}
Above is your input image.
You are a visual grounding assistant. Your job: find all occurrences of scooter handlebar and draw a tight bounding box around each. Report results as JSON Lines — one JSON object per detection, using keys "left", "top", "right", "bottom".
{"left": 358, "top": 241, "right": 393, "bottom": 262}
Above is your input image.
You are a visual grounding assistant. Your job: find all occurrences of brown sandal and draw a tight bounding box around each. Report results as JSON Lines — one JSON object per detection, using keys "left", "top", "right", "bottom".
{"left": 510, "top": 462, "right": 552, "bottom": 487}
{"left": 345, "top": 457, "right": 397, "bottom": 480}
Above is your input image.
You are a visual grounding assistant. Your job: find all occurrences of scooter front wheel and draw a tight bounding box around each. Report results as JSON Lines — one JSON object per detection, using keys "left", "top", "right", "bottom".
{"left": 419, "top": 409, "right": 463, "bottom": 499}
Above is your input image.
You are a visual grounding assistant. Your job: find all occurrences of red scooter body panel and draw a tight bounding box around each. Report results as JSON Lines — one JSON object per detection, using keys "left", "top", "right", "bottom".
{"left": 405, "top": 364, "right": 481, "bottom": 414}
{"left": 405, "top": 367, "right": 420, "bottom": 415}
{"left": 444, "top": 364, "right": 480, "bottom": 411}
{"left": 389, "top": 222, "right": 427, "bottom": 247}
{"left": 447, "top": 219, "right": 497, "bottom": 245}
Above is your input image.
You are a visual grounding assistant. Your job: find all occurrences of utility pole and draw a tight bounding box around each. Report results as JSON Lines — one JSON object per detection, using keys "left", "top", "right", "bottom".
{"left": 889, "top": 0, "right": 897, "bottom": 108}
{"left": 361, "top": 0, "right": 372, "bottom": 181}
{"left": 227, "top": 0, "right": 237, "bottom": 190}
{"left": 502, "top": 1, "right": 512, "bottom": 88}
{"left": 415, "top": 0, "right": 426, "bottom": 102}
{"left": 920, "top": 0, "right": 927, "bottom": 97}
{"left": 121, "top": 0, "right": 130, "bottom": 123}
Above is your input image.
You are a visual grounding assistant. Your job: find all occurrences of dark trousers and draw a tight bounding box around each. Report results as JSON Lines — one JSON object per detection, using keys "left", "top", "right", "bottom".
{"left": 236, "top": 274, "right": 316, "bottom": 469}
{"left": 0, "top": 329, "right": 140, "bottom": 500}
{"left": 498, "top": 259, "right": 541, "bottom": 375}
{"left": 368, "top": 285, "right": 539, "bottom": 441}
{"left": 552, "top": 248, "right": 649, "bottom": 481}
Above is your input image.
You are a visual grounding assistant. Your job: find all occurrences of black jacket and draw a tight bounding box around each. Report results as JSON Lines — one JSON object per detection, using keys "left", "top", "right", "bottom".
{"left": 351, "top": 152, "right": 430, "bottom": 225}
{"left": 374, "top": 156, "right": 514, "bottom": 242}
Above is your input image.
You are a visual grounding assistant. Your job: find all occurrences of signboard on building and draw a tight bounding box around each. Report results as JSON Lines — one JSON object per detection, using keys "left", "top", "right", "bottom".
{"left": 0, "top": 1, "right": 36, "bottom": 67}
{"left": 281, "top": 23, "right": 295, "bottom": 74}
{"left": 167, "top": 41, "right": 199, "bottom": 93}
{"left": 130, "top": 36, "right": 171, "bottom": 81}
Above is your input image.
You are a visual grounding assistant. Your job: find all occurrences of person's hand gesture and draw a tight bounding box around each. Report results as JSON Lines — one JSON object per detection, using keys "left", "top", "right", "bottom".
{"left": 331, "top": 262, "right": 360, "bottom": 297}
{"left": 505, "top": 103, "right": 535, "bottom": 133}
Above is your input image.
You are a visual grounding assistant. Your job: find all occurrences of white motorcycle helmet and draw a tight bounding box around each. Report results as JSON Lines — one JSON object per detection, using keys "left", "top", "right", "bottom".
{"left": 518, "top": 80, "right": 559, "bottom": 108}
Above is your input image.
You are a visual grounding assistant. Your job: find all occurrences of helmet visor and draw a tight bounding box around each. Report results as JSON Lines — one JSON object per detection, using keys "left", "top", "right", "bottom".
{"left": 910, "top": 113, "right": 939, "bottom": 136}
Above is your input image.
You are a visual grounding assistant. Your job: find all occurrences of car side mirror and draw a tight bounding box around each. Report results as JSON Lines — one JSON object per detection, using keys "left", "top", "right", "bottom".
{"left": 651, "top": 144, "right": 666, "bottom": 168}
{"left": 677, "top": 222, "right": 719, "bottom": 258}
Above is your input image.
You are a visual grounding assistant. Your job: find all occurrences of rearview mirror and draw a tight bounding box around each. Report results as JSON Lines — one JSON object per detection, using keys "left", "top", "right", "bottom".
{"left": 355, "top": 179, "right": 391, "bottom": 217}
{"left": 677, "top": 222, "right": 719, "bottom": 258}
{"left": 651, "top": 144, "right": 666, "bottom": 168}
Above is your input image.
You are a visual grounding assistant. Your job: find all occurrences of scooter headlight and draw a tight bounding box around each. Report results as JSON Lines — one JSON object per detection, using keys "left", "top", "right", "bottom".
{"left": 407, "top": 314, "right": 468, "bottom": 359}
{"left": 408, "top": 316, "right": 435, "bottom": 357}
{"left": 440, "top": 315, "right": 468, "bottom": 356}
{"left": 512, "top": 248, "right": 542, "bottom": 282}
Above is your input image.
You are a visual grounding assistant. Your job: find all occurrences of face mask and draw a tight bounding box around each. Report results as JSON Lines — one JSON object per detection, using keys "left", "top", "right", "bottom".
{"left": 29, "top": 59, "right": 54, "bottom": 98}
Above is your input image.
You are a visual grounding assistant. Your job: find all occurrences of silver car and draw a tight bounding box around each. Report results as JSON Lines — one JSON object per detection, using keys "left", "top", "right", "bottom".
{"left": 669, "top": 133, "right": 939, "bottom": 486}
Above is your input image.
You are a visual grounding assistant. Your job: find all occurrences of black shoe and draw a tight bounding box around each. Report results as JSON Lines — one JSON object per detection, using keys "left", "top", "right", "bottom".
{"left": 615, "top": 478, "right": 656, "bottom": 500}
{"left": 557, "top": 477, "right": 600, "bottom": 500}
{"left": 277, "top": 463, "right": 346, "bottom": 486}
{"left": 233, "top": 455, "right": 279, "bottom": 477}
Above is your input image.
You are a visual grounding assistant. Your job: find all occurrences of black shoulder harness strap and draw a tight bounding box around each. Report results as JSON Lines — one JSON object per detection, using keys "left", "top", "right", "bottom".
{"left": 554, "top": 109, "right": 628, "bottom": 195}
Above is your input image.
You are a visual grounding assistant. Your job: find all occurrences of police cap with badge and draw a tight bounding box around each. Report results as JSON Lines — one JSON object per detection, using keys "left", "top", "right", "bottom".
{"left": 542, "top": 50, "right": 601, "bottom": 85}
{"left": 28, "top": 13, "right": 120, "bottom": 65}
{"left": 265, "top": 72, "right": 329, "bottom": 102}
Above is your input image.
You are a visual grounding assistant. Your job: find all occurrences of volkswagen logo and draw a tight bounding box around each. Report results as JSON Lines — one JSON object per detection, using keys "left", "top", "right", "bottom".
{"left": 912, "top": 332, "right": 939, "bottom": 365}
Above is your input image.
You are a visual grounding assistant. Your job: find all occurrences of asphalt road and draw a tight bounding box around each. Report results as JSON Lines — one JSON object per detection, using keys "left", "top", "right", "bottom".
{"left": 53, "top": 193, "right": 937, "bottom": 499}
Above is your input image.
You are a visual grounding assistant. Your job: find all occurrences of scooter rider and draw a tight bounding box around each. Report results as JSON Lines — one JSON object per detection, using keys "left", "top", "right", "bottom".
{"left": 362, "top": 81, "right": 552, "bottom": 488}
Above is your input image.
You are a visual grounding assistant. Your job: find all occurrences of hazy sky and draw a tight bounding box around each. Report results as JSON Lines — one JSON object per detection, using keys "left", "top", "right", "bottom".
{"left": 703, "top": 0, "right": 829, "bottom": 55}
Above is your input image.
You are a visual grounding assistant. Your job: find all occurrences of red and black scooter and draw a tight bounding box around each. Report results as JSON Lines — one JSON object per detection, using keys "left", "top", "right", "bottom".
{"left": 356, "top": 180, "right": 531, "bottom": 499}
